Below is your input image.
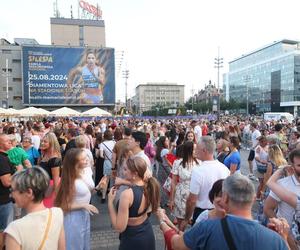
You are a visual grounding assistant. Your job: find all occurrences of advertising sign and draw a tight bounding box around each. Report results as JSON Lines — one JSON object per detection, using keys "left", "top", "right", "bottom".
{"left": 22, "top": 46, "right": 115, "bottom": 106}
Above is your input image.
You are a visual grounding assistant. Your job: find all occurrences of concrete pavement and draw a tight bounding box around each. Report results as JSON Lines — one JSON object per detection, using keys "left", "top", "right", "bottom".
{"left": 90, "top": 149, "right": 253, "bottom": 249}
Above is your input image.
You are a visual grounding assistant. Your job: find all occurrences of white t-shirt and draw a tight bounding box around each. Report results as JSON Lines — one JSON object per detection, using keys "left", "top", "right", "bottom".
{"left": 251, "top": 129, "right": 261, "bottom": 149}
{"left": 100, "top": 140, "right": 115, "bottom": 161}
{"left": 269, "top": 175, "right": 300, "bottom": 226}
{"left": 73, "top": 177, "right": 93, "bottom": 204}
{"left": 190, "top": 160, "right": 230, "bottom": 209}
{"left": 31, "top": 135, "right": 40, "bottom": 150}
{"left": 134, "top": 150, "right": 152, "bottom": 174}
{"left": 83, "top": 148, "right": 94, "bottom": 168}
{"left": 5, "top": 207, "right": 63, "bottom": 250}
{"left": 194, "top": 125, "right": 202, "bottom": 144}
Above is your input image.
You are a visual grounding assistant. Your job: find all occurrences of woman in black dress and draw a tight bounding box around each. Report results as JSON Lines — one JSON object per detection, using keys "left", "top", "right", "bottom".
{"left": 39, "top": 132, "right": 62, "bottom": 207}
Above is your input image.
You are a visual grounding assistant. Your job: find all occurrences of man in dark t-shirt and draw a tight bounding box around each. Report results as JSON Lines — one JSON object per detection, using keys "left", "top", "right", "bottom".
{"left": 63, "top": 128, "right": 77, "bottom": 158}
{"left": 0, "top": 134, "right": 15, "bottom": 249}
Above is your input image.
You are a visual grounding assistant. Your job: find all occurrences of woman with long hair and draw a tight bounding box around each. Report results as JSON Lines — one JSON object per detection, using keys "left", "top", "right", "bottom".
{"left": 94, "top": 132, "right": 104, "bottom": 190}
{"left": 183, "top": 131, "right": 196, "bottom": 144}
{"left": 99, "top": 130, "right": 115, "bottom": 202}
{"left": 108, "top": 157, "right": 160, "bottom": 250}
{"left": 155, "top": 136, "right": 174, "bottom": 168}
{"left": 254, "top": 136, "right": 269, "bottom": 200}
{"left": 39, "top": 132, "right": 62, "bottom": 208}
{"left": 223, "top": 136, "right": 241, "bottom": 175}
{"left": 55, "top": 148, "right": 98, "bottom": 250}
{"left": 216, "top": 138, "right": 230, "bottom": 164}
{"left": 169, "top": 141, "right": 200, "bottom": 230}
{"left": 261, "top": 144, "right": 287, "bottom": 196}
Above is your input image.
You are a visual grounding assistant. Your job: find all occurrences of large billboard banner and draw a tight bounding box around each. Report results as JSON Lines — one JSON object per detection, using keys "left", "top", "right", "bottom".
{"left": 22, "top": 46, "right": 115, "bottom": 106}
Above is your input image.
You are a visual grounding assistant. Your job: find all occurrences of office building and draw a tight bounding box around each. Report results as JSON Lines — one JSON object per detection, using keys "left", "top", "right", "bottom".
{"left": 0, "top": 38, "right": 30, "bottom": 109}
{"left": 227, "top": 39, "right": 300, "bottom": 115}
{"left": 51, "top": 18, "right": 106, "bottom": 47}
{"left": 134, "top": 82, "right": 184, "bottom": 113}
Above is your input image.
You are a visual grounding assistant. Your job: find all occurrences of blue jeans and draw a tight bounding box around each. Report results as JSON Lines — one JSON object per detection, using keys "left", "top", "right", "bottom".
{"left": 0, "top": 202, "right": 13, "bottom": 231}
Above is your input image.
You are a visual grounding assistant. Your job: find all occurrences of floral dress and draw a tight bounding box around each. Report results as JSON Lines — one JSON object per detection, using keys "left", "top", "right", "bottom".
{"left": 171, "top": 160, "right": 198, "bottom": 219}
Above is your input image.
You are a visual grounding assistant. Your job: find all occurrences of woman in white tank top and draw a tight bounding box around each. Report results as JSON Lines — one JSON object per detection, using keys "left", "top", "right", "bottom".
{"left": 55, "top": 148, "right": 98, "bottom": 250}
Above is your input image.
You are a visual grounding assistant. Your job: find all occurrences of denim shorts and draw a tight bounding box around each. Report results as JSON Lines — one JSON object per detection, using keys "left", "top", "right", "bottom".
{"left": 0, "top": 202, "right": 14, "bottom": 231}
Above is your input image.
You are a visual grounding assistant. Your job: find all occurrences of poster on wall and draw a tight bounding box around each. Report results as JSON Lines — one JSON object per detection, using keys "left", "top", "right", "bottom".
{"left": 22, "top": 45, "right": 115, "bottom": 106}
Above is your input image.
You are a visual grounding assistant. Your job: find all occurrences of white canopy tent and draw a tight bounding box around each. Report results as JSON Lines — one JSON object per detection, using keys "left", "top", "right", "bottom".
{"left": 81, "top": 107, "right": 112, "bottom": 117}
{"left": 19, "top": 107, "right": 49, "bottom": 117}
{"left": 50, "top": 107, "right": 81, "bottom": 117}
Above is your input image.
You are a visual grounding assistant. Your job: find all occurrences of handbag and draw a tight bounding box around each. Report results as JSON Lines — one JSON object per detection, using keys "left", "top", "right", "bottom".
{"left": 221, "top": 216, "right": 237, "bottom": 250}
{"left": 38, "top": 208, "right": 53, "bottom": 250}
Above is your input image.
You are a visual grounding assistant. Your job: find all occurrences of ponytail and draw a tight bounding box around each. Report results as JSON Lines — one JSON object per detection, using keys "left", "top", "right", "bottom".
{"left": 144, "top": 177, "right": 161, "bottom": 212}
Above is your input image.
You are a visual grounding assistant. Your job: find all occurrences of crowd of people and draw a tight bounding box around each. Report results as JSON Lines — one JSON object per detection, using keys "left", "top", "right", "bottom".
{"left": 0, "top": 116, "right": 299, "bottom": 249}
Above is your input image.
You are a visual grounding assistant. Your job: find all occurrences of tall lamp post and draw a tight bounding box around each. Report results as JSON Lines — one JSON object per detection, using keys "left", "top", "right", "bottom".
{"left": 243, "top": 75, "right": 251, "bottom": 116}
{"left": 214, "top": 48, "right": 223, "bottom": 120}
{"left": 122, "top": 69, "right": 129, "bottom": 111}
{"left": 1, "top": 59, "right": 10, "bottom": 109}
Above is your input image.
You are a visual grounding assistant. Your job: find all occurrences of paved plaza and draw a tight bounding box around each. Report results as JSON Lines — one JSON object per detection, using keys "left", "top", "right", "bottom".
{"left": 90, "top": 149, "right": 253, "bottom": 249}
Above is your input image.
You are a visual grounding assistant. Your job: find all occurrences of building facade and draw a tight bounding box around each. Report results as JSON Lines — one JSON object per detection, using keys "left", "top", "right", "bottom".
{"left": 51, "top": 18, "right": 106, "bottom": 47}
{"left": 194, "top": 80, "right": 224, "bottom": 103}
{"left": 227, "top": 39, "right": 300, "bottom": 116}
{"left": 134, "top": 83, "right": 184, "bottom": 113}
{"left": 0, "top": 39, "right": 24, "bottom": 109}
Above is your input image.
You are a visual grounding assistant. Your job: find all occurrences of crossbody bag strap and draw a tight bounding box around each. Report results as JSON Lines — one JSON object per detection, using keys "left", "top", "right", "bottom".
{"left": 38, "top": 208, "right": 53, "bottom": 250}
{"left": 102, "top": 143, "right": 112, "bottom": 162}
{"left": 221, "top": 217, "right": 237, "bottom": 250}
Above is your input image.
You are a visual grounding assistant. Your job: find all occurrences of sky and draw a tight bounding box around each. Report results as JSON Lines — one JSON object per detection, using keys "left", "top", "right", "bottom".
{"left": 1, "top": 0, "right": 300, "bottom": 103}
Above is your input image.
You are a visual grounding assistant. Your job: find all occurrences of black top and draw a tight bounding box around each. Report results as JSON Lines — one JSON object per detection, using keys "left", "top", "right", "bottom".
{"left": 0, "top": 151, "right": 15, "bottom": 204}
{"left": 64, "top": 139, "right": 76, "bottom": 156}
{"left": 128, "top": 185, "right": 148, "bottom": 218}
{"left": 40, "top": 157, "right": 62, "bottom": 179}
{"left": 58, "top": 137, "right": 67, "bottom": 146}
{"left": 116, "top": 185, "right": 148, "bottom": 218}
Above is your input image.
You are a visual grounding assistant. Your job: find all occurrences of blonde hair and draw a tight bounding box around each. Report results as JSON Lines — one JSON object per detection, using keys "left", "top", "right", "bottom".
{"left": 43, "top": 132, "right": 61, "bottom": 157}
{"left": 268, "top": 144, "right": 287, "bottom": 167}
{"left": 75, "top": 135, "right": 86, "bottom": 149}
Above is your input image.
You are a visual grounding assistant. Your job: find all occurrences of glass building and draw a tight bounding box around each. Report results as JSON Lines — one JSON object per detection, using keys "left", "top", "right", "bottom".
{"left": 227, "top": 39, "right": 300, "bottom": 116}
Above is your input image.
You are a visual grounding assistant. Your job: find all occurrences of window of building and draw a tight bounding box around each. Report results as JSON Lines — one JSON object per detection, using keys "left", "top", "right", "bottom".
{"left": 12, "top": 59, "right": 21, "bottom": 63}
{"left": 13, "top": 96, "right": 22, "bottom": 100}
{"left": 3, "top": 87, "right": 13, "bottom": 91}
{"left": 1, "top": 49, "right": 11, "bottom": 54}
{"left": 2, "top": 68, "right": 12, "bottom": 73}
{"left": 13, "top": 78, "right": 21, "bottom": 82}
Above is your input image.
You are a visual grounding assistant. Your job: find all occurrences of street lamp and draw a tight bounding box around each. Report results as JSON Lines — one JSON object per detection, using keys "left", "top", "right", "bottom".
{"left": 243, "top": 75, "right": 251, "bottom": 116}
{"left": 214, "top": 47, "right": 223, "bottom": 120}
{"left": 122, "top": 69, "right": 129, "bottom": 111}
{"left": 1, "top": 59, "right": 10, "bottom": 109}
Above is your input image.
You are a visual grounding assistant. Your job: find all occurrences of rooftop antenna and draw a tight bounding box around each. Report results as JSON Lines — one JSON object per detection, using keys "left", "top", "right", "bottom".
{"left": 53, "top": 0, "right": 60, "bottom": 18}
{"left": 70, "top": 5, "right": 73, "bottom": 19}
